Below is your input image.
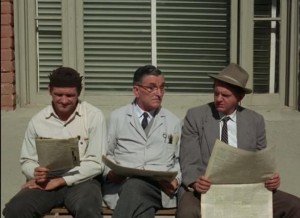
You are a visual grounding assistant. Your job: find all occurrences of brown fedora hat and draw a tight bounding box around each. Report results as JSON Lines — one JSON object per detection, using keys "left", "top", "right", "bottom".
{"left": 208, "top": 63, "right": 252, "bottom": 94}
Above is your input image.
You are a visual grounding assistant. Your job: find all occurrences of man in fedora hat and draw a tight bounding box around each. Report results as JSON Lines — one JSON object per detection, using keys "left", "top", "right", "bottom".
{"left": 177, "top": 63, "right": 300, "bottom": 218}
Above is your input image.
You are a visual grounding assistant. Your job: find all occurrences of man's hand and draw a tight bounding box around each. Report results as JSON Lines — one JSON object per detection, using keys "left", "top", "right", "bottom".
{"left": 191, "top": 176, "right": 211, "bottom": 194}
{"left": 38, "top": 177, "right": 66, "bottom": 190}
{"left": 21, "top": 179, "right": 38, "bottom": 189}
{"left": 106, "top": 171, "right": 126, "bottom": 184}
{"left": 160, "top": 179, "right": 178, "bottom": 196}
{"left": 265, "top": 172, "right": 280, "bottom": 191}
{"left": 22, "top": 177, "right": 66, "bottom": 190}
{"left": 34, "top": 166, "right": 49, "bottom": 183}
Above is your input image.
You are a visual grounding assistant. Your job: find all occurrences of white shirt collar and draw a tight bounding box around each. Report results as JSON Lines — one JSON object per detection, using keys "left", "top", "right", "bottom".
{"left": 45, "top": 100, "right": 82, "bottom": 123}
{"left": 134, "top": 104, "right": 154, "bottom": 120}
{"left": 219, "top": 110, "right": 237, "bottom": 123}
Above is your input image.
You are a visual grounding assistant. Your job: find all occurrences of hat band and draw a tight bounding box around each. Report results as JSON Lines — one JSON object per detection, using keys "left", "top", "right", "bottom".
{"left": 222, "top": 75, "right": 245, "bottom": 88}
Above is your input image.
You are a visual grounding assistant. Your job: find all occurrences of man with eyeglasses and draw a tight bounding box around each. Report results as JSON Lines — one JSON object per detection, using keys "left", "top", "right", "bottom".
{"left": 102, "top": 65, "right": 182, "bottom": 217}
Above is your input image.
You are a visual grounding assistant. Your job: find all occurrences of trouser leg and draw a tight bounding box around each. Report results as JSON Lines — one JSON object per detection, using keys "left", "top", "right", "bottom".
{"left": 2, "top": 187, "right": 65, "bottom": 218}
{"left": 273, "top": 190, "right": 300, "bottom": 218}
{"left": 64, "top": 179, "right": 103, "bottom": 218}
{"left": 176, "top": 191, "right": 201, "bottom": 218}
{"left": 112, "top": 177, "right": 162, "bottom": 218}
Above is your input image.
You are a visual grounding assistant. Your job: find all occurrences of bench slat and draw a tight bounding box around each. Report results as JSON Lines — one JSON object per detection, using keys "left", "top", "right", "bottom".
{"left": 44, "top": 207, "right": 176, "bottom": 217}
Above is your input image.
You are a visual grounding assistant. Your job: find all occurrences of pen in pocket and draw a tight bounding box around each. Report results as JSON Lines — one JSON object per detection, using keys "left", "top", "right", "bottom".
{"left": 168, "top": 134, "right": 173, "bottom": 144}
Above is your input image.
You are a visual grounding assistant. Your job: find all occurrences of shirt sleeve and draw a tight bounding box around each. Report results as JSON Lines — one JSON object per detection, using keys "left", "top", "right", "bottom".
{"left": 63, "top": 109, "right": 107, "bottom": 185}
{"left": 20, "top": 120, "right": 40, "bottom": 180}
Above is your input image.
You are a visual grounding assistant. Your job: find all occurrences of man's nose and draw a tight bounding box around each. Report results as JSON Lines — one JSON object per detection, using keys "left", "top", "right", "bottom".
{"left": 154, "top": 88, "right": 163, "bottom": 96}
{"left": 60, "top": 96, "right": 68, "bottom": 103}
{"left": 215, "top": 94, "right": 222, "bottom": 101}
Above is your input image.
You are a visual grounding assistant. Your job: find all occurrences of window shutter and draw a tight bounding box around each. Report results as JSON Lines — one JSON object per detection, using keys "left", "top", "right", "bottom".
{"left": 83, "top": 0, "right": 230, "bottom": 93}
{"left": 83, "top": 0, "right": 152, "bottom": 92}
{"left": 156, "top": 0, "right": 231, "bottom": 93}
{"left": 36, "top": 0, "right": 62, "bottom": 90}
{"left": 253, "top": 0, "right": 280, "bottom": 93}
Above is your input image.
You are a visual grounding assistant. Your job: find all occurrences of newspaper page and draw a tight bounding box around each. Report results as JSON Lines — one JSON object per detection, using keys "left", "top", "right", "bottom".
{"left": 102, "top": 155, "right": 177, "bottom": 181}
{"left": 205, "top": 140, "right": 275, "bottom": 184}
{"left": 201, "top": 140, "right": 275, "bottom": 218}
{"left": 202, "top": 183, "right": 272, "bottom": 218}
{"left": 36, "top": 137, "right": 80, "bottom": 171}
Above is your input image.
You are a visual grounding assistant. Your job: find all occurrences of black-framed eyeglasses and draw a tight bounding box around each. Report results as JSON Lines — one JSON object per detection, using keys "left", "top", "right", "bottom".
{"left": 136, "top": 85, "right": 166, "bottom": 93}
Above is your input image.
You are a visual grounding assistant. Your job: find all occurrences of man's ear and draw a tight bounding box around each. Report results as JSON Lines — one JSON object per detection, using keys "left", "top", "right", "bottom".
{"left": 132, "top": 85, "right": 139, "bottom": 97}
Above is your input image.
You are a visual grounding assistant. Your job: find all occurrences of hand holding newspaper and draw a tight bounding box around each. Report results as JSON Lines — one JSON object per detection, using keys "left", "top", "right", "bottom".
{"left": 35, "top": 137, "right": 80, "bottom": 171}
{"left": 201, "top": 140, "right": 276, "bottom": 218}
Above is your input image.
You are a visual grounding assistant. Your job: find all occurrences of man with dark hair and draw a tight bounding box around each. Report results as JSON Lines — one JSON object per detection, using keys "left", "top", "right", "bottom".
{"left": 177, "top": 63, "right": 300, "bottom": 218}
{"left": 3, "top": 66, "right": 107, "bottom": 218}
{"left": 49, "top": 66, "right": 83, "bottom": 93}
{"left": 102, "top": 64, "right": 182, "bottom": 217}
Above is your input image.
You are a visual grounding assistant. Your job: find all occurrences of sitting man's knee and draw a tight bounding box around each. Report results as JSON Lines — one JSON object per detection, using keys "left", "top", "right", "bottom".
{"left": 176, "top": 204, "right": 200, "bottom": 218}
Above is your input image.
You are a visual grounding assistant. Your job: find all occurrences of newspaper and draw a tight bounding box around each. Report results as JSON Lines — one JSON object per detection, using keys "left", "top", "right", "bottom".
{"left": 201, "top": 140, "right": 275, "bottom": 218}
{"left": 102, "top": 155, "right": 177, "bottom": 181}
{"left": 205, "top": 140, "right": 275, "bottom": 184}
{"left": 36, "top": 137, "right": 80, "bottom": 171}
{"left": 202, "top": 183, "right": 272, "bottom": 218}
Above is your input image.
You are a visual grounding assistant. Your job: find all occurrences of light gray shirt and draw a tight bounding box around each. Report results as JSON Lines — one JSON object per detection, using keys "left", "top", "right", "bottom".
{"left": 20, "top": 101, "right": 107, "bottom": 185}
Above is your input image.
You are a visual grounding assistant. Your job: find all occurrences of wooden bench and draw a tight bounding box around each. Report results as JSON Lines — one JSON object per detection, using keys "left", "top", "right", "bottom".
{"left": 43, "top": 207, "right": 176, "bottom": 218}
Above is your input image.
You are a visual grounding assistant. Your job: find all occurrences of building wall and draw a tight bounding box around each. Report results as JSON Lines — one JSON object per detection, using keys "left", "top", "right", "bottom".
{"left": 1, "top": 0, "right": 15, "bottom": 111}
{"left": 0, "top": 1, "right": 298, "bottom": 111}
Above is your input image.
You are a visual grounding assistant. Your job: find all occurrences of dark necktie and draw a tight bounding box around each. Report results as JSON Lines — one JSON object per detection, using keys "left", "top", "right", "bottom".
{"left": 221, "top": 116, "right": 230, "bottom": 143}
{"left": 141, "top": 112, "right": 149, "bottom": 129}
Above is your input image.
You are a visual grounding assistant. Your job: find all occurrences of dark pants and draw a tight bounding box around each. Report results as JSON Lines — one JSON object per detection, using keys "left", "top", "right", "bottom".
{"left": 112, "top": 177, "right": 162, "bottom": 218}
{"left": 176, "top": 189, "right": 300, "bottom": 218}
{"left": 3, "top": 179, "right": 102, "bottom": 218}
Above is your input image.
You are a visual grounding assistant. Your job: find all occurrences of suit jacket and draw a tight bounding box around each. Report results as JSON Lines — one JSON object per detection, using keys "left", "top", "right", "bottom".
{"left": 179, "top": 102, "right": 267, "bottom": 193}
{"left": 102, "top": 102, "right": 182, "bottom": 209}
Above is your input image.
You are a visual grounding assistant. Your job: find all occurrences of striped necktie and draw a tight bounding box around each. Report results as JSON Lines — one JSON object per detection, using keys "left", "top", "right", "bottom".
{"left": 221, "top": 116, "right": 230, "bottom": 143}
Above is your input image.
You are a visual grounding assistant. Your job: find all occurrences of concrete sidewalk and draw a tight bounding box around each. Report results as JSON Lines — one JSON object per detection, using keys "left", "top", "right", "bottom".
{"left": 1, "top": 105, "right": 300, "bottom": 217}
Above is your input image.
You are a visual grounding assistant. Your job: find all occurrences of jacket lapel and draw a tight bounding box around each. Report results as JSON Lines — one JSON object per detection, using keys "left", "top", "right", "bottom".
{"left": 148, "top": 108, "right": 164, "bottom": 138}
{"left": 127, "top": 104, "right": 148, "bottom": 141}
{"left": 203, "top": 103, "right": 220, "bottom": 154}
{"left": 236, "top": 106, "right": 250, "bottom": 150}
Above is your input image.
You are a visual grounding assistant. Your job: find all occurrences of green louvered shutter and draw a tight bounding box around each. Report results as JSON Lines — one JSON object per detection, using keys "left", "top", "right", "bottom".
{"left": 83, "top": 0, "right": 152, "bottom": 92}
{"left": 156, "top": 0, "right": 231, "bottom": 93}
{"left": 36, "top": 0, "right": 62, "bottom": 90}
{"left": 83, "top": 0, "right": 230, "bottom": 93}
{"left": 253, "top": 0, "right": 280, "bottom": 93}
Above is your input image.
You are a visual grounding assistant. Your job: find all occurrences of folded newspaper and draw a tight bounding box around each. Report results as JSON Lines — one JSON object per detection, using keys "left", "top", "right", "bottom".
{"left": 36, "top": 137, "right": 80, "bottom": 171}
{"left": 205, "top": 139, "right": 275, "bottom": 184}
{"left": 201, "top": 139, "right": 275, "bottom": 218}
{"left": 102, "top": 155, "right": 177, "bottom": 181}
